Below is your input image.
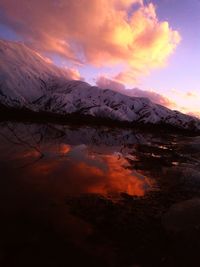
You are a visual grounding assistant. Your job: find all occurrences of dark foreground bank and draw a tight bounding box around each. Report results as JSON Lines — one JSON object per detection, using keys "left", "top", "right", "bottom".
{"left": 0, "top": 121, "right": 200, "bottom": 267}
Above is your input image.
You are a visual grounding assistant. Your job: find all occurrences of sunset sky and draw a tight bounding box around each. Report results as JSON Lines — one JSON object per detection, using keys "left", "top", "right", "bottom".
{"left": 0, "top": 0, "right": 199, "bottom": 115}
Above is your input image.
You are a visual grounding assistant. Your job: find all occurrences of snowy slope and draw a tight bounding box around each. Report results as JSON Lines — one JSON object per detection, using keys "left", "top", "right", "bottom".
{"left": 34, "top": 81, "right": 200, "bottom": 131}
{"left": 0, "top": 39, "right": 67, "bottom": 108}
{"left": 0, "top": 39, "right": 200, "bottom": 132}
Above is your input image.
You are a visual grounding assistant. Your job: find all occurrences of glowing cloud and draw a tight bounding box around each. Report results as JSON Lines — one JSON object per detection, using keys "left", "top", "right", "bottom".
{"left": 64, "top": 67, "right": 83, "bottom": 81}
{"left": 96, "top": 76, "right": 126, "bottom": 91}
{"left": 0, "top": 0, "right": 180, "bottom": 77}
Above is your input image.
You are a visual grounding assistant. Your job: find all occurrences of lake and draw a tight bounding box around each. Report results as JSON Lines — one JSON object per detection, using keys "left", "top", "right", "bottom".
{"left": 0, "top": 121, "right": 200, "bottom": 267}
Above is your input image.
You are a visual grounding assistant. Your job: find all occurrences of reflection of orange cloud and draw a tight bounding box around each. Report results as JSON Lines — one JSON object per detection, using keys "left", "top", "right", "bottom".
{"left": 25, "top": 150, "right": 152, "bottom": 198}
{"left": 18, "top": 144, "right": 71, "bottom": 162}
{"left": 41, "top": 143, "right": 71, "bottom": 155}
{"left": 34, "top": 161, "right": 59, "bottom": 175}
{"left": 0, "top": 0, "right": 180, "bottom": 77}
{"left": 76, "top": 154, "right": 152, "bottom": 197}
{"left": 102, "top": 155, "right": 151, "bottom": 196}
{"left": 60, "top": 144, "right": 71, "bottom": 154}
{"left": 20, "top": 150, "right": 41, "bottom": 159}
{"left": 76, "top": 162, "right": 105, "bottom": 178}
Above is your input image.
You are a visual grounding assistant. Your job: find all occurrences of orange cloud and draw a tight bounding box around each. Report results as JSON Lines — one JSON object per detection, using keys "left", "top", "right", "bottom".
{"left": 0, "top": 0, "right": 180, "bottom": 77}
{"left": 114, "top": 70, "right": 140, "bottom": 84}
{"left": 64, "top": 67, "right": 83, "bottom": 81}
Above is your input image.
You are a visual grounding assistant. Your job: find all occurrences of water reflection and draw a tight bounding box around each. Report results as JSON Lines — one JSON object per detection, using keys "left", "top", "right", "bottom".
{"left": 31, "top": 149, "right": 152, "bottom": 197}
{"left": 1, "top": 122, "right": 200, "bottom": 267}
{"left": 1, "top": 121, "right": 199, "bottom": 200}
{"left": 0, "top": 122, "right": 153, "bottom": 198}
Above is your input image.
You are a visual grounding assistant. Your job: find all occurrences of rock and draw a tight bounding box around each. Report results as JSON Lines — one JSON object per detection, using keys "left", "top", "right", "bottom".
{"left": 162, "top": 198, "right": 200, "bottom": 233}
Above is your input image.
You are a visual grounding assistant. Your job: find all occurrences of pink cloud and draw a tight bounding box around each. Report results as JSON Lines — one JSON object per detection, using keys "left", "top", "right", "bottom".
{"left": 96, "top": 76, "right": 126, "bottom": 91}
{"left": 0, "top": 0, "right": 180, "bottom": 78}
{"left": 186, "top": 91, "right": 197, "bottom": 97}
{"left": 187, "top": 112, "right": 200, "bottom": 119}
{"left": 96, "top": 75, "right": 174, "bottom": 108}
{"left": 64, "top": 67, "right": 83, "bottom": 81}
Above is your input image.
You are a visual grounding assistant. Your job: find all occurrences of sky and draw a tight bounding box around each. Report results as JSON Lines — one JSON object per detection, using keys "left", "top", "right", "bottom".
{"left": 0, "top": 0, "right": 199, "bottom": 116}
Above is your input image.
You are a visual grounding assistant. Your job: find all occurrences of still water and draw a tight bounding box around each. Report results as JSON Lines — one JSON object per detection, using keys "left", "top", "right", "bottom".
{"left": 0, "top": 121, "right": 200, "bottom": 267}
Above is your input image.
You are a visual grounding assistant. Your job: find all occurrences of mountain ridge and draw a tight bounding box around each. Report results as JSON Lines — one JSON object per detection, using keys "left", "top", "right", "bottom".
{"left": 0, "top": 39, "right": 200, "bottom": 133}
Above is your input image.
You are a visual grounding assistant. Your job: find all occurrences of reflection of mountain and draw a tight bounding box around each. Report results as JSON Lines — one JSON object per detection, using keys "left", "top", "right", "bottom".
{"left": 0, "top": 122, "right": 156, "bottom": 197}
{"left": 1, "top": 121, "right": 200, "bottom": 197}
{"left": 0, "top": 121, "right": 158, "bottom": 176}
{"left": 0, "top": 121, "right": 161, "bottom": 150}
{"left": 1, "top": 39, "right": 200, "bottom": 132}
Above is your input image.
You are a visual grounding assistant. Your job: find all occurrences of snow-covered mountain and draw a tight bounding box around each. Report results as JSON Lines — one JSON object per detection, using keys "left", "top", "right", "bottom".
{"left": 0, "top": 39, "right": 67, "bottom": 108}
{"left": 0, "top": 39, "right": 200, "bottom": 132}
